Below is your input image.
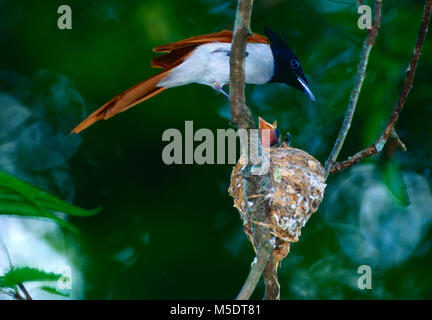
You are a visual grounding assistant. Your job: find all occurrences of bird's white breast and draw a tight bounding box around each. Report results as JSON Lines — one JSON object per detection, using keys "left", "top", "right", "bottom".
{"left": 157, "top": 42, "right": 274, "bottom": 88}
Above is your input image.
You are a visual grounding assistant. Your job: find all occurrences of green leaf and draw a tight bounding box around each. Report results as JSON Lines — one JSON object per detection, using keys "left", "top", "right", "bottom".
{"left": 380, "top": 161, "right": 410, "bottom": 206}
{"left": 0, "top": 196, "right": 79, "bottom": 233}
{"left": 0, "top": 171, "right": 101, "bottom": 232}
{"left": 0, "top": 267, "right": 61, "bottom": 288}
{"left": 40, "top": 286, "right": 70, "bottom": 297}
{"left": 0, "top": 171, "right": 101, "bottom": 217}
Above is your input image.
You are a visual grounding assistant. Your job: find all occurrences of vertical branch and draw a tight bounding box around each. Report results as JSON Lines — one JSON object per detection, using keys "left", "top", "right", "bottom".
{"left": 229, "top": 0, "right": 278, "bottom": 300}
{"left": 230, "top": 0, "right": 255, "bottom": 130}
{"left": 263, "top": 257, "right": 280, "bottom": 300}
{"left": 324, "top": 0, "right": 382, "bottom": 177}
{"left": 236, "top": 233, "right": 274, "bottom": 300}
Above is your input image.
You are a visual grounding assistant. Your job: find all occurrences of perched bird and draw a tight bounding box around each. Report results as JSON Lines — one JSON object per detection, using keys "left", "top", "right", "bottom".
{"left": 71, "top": 27, "right": 315, "bottom": 134}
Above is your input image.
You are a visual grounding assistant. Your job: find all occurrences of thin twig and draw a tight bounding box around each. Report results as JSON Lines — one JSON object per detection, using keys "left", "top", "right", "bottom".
{"left": 0, "top": 243, "right": 32, "bottom": 300}
{"left": 388, "top": 128, "right": 407, "bottom": 152}
{"left": 18, "top": 283, "right": 32, "bottom": 300}
{"left": 0, "top": 240, "right": 13, "bottom": 268}
{"left": 324, "top": 0, "right": 382, "bottom": 177}
{"left": 13, "top": 290, "right": 25, "bottom": 300}
{"left": 331, "top": 0, "right": 432, "bottom": 174}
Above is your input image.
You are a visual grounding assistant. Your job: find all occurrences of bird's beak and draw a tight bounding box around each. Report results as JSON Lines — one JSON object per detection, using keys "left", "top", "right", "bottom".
{"left": 258, "top": 117, "right": 279, "bottom": 147}
{"left": 259, "top": 117, "right": 276, "bottom": 131}
{"left": 297, "top": 76, "right": 316, "bottom": 102}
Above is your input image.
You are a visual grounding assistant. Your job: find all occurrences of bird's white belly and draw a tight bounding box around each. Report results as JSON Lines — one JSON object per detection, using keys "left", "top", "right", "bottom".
{"left": 158, "top": 42, "right": 274, "bottom": 88}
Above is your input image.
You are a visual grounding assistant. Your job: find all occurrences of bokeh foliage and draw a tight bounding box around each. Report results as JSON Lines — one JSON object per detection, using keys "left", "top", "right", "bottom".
{"left": 0, "top": 0, "right": 431, "bottom": 299}
{"left": 0, "top": 171, "right": 100, "bottom": 233}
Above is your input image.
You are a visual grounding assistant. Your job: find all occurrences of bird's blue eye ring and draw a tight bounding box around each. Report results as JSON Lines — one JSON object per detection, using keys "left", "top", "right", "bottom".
{"left": 291, "top": 59, "right": 300, "bottom": 70}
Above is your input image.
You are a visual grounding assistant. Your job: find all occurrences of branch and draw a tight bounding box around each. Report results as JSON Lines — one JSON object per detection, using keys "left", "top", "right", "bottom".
{"left": 387, "top": 128, "right": 407, "bottom": 155}
{"left": 0, "top": 240, "right": 13, "bottom": 269}
{"left": 229, "top": 0, "right": 277, "bottom": 300}
{"left": 12, "top": 290, "right": 25, "bottom": 300}
{"left": 236, "top": 235, "right": 274, "bottom": 300}
{"left": 18, "top": 283, "right": 32, "bottom": 300}
{"left": 324, "top": 0, "right": 382, "bottom": 177}
{"left": 331, "top": 0, "right": 432, "bottom": 174}
{"left": 0, "top": 243, "right": 31, "bottom": 300}
{"left": 263, "top": 257, "right": 280, "bottom": 300}
{"left": 230, "top": 0, "right": 255, "bottom": 130}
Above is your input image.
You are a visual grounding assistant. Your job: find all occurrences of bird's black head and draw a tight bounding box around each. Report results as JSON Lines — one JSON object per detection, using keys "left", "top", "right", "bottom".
{"left": 264, "top": 27, "right": 315, "bottom": 102}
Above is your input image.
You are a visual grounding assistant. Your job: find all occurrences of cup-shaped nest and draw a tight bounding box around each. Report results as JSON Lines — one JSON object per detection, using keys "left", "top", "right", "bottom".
{"left": 228, "top": 143, "right": 326, "bottom": 263}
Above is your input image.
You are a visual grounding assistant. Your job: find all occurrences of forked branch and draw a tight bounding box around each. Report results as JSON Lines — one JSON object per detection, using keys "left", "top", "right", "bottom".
{"left": 330, "top": 0, "right": 432, "bottom": 174}
{"left": 324, "top": 0, "right": 382, "bottom": 176}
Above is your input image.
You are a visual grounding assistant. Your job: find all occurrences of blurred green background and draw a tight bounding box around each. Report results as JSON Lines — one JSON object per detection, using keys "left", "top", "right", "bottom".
{"left": 0, "top": 0, "right": 431, "bottom": 299}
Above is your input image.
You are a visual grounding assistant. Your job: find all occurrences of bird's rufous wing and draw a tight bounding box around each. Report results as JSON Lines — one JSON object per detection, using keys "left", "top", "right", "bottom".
{"left": 153, "top": 30, "right": 268, "bottom": 53}
{"left": 151, "top": 30, "right": 269, "bottom": 68}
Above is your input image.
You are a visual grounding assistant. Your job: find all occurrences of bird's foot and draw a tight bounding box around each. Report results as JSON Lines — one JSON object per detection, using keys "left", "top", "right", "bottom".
{"left": 213, "top": 83, "right": 229, "bottom": 100}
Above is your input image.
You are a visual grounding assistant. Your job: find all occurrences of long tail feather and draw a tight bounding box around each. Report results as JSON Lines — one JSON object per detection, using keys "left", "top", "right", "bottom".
{"left": 70, "top": 71, "right": 168, "bottom": 134}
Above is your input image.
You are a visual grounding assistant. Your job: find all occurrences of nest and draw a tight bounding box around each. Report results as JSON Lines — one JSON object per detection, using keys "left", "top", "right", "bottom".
{"left": 228, "top": 143, "right": 327, "bottom": 263}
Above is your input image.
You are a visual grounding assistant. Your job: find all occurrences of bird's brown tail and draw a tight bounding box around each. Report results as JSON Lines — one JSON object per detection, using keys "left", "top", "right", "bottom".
{"left": 70, "top": 71, "right": 168, "bottom": 134}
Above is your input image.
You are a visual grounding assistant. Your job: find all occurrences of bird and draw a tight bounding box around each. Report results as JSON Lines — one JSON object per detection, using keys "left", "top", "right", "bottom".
{"left": 259, "top": 117, "right": 294, "bottom": 148}
{"left": 258, "top": 117, "right": 280, "bottom": 147}
{"left": 70, "top": 27, "right": 315, "bottom": 134}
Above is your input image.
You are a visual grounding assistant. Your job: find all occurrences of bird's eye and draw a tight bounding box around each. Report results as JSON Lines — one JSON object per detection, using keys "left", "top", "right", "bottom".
{"left": 290, "top": 59, "right": 300, "bottom": 70}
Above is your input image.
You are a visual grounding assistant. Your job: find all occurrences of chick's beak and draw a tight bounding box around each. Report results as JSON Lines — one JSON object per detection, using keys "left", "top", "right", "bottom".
{"left": 297, "top": 76, "right": 316, "bottom": 102}
{"left": 258, "top": 117, "right": 279, "bottom": 147}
